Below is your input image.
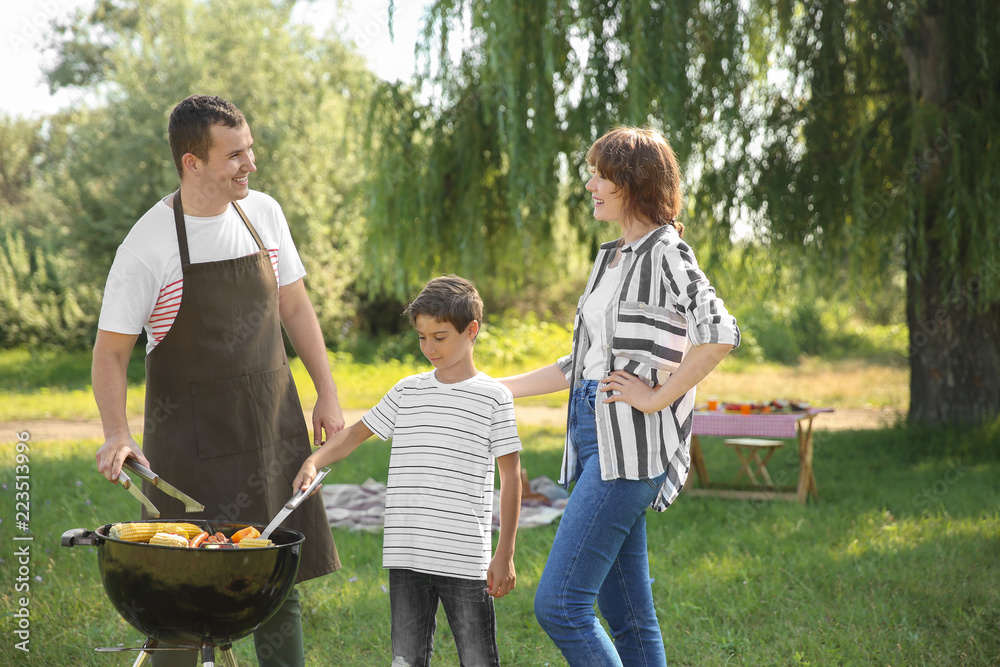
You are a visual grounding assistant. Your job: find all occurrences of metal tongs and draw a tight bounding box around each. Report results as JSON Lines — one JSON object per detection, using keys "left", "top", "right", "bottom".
{"left": 259, "top": 467, "right": 331, "bottom": 540}
{"left": 118, "top": 460, "right": 206, "bottom": 518}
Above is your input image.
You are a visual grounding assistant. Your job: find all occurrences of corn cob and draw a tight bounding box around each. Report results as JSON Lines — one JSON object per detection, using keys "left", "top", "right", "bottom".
{"left": 237, "top": 537, "right": 275, "bottom": 549}
{"left": 149, "top": 532, "right": 191, "bottom": 548}
{"left": 171, "top": 522, "right": 204, "bottom": 539}
{"left": 109, "top": 522, "right": 198, "bottom": 542}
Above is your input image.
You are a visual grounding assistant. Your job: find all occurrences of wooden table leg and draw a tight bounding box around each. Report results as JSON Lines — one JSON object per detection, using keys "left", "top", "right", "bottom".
{"left": 796, "top": 416, "right": 819, "bottom": 503}
{"left": 690, "top": 435, "right": 710, "bottom": 487}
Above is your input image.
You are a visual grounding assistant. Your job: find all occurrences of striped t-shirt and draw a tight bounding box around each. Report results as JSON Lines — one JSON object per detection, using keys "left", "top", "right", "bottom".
{"left": 362, "top": 371, "right": 522, "bottom": 580}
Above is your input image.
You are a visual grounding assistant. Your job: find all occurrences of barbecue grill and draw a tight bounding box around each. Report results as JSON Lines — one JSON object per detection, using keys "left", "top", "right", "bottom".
{"left": 62, "top": 520, "right": 303, "bottom": 667}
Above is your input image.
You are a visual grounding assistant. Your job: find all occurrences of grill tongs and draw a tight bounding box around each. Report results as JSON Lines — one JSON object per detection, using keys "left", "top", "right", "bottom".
{"left": 118, "top": 460, "right": 206, "bottom": 518}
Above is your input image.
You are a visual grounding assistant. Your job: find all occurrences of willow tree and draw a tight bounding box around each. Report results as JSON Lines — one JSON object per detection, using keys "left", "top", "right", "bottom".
{"left": 367, "top": 0, "right": 1000, "bottom": 424}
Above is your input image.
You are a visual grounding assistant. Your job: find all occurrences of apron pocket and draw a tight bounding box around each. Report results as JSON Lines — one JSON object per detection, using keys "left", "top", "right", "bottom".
{"left": 189, "top": 365, "right": 308, "bottom": 460}
{"left": 250, "top": 365, "right": 309, "bottom": 451}
{"left": 190, "top": 374, "right": 259, "bottom": 460}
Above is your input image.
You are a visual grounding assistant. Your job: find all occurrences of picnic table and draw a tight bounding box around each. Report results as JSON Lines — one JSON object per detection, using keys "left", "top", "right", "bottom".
{"left": 685, "top": 407, "right": 834, "bottom": 504}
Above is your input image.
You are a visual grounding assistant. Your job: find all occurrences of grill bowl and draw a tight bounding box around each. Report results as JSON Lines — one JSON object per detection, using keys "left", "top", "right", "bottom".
{"left": 63, "top": 520, "right": 303, "bottom": 647}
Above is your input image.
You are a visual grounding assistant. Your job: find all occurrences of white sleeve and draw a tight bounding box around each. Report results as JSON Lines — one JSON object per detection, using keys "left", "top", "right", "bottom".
{"left": 361, "top": 381, "right": 405, "bottom": 441}
{"left": 274, "top": 206, "right": 307, "bottom": 287}
{"left": 97, "top": 245, "right": 159, "bottom": 335}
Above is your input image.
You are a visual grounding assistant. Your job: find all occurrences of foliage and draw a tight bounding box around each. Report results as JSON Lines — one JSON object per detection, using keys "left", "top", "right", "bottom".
{"left": 366, "top": 0, "right": 1000, "bottom": 422}
{"left": 0, "top": 113, "right": 101, "bottom": 348}
{"left": 37, "top": 0, "right": 373, "bottom": 345}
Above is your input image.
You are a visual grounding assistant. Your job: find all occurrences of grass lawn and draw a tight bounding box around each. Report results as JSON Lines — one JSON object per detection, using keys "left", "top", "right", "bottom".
{"left": 2, "top": 420, "right": 998, "bottom": 665}
{"left": 1, "top": 347, "right": 997, "bottom": 665}
{"left": 0, "top": 347, "right": 908, "bottom": 422}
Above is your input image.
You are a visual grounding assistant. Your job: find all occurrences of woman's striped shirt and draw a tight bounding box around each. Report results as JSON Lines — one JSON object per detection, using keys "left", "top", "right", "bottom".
{"left": 557, "top": 225, "right": 740, "bottom": 511}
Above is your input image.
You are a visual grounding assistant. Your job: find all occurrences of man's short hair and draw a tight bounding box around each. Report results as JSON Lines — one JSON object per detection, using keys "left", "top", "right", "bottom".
{"left": 404, "top": 275, "right": 484, "bottom": 336}
{"left": 168, "top": 95, "right": 246, "bottom": 177}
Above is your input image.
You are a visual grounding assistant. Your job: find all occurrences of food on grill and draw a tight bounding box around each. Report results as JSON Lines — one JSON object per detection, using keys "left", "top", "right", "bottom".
{"left": 149, "top": 532, "right": 192, "bottom": 548}
{"left": 107, "top": 523, "right": 270, "bottom": 549}
{"left": 172, "top": 523, "right": 204, "bottom": 539}
{"left": 110, "top": 522, "right": 191, "bottom": 542}
{"left": 237, "top": 537, "right": 275, "bottom": 549}
{"left": 230, "top": 526, "right": 261, "bottom": 544}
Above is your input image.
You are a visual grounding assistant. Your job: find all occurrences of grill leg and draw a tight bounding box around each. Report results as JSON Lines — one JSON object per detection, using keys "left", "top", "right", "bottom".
{"left": 201, "top": 643, "right": 239, "bottom": 667}
{"left": 130, "top": 638, "right": 157, "bottom": 667}
{"left": 218, "top": 643, "right": 240, "bottom": 667}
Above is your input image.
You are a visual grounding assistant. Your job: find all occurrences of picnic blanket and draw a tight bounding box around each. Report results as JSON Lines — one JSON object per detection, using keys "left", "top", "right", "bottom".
{"left": 320, "top": 476, "right": 569, "bottom": 532}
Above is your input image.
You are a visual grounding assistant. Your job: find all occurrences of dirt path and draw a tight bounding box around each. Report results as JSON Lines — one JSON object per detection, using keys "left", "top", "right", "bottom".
{"left": 1, "top": 406, "right": 901, "bottom": 444}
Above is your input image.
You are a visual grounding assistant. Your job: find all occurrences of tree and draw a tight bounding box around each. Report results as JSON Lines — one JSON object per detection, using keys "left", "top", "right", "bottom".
{"left": 43, "top": 0, "right": 373, "bottom": 345}
{"left": 367, "top": 0, "right": 1000, "bottom": 424}
{"left": 0, "top": 112, "right": 98, "bottom": 347}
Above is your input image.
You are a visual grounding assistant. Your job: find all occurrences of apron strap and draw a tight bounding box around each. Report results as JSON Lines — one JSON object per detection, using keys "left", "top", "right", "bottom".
{"left": 171, "top": 192, "right": 267, "bottom": 268}
{"left": 172, "top": 190, "right": 192, "bottom": 267}
{"left": 232, "top": 201, "right": 266, "bottom": 253}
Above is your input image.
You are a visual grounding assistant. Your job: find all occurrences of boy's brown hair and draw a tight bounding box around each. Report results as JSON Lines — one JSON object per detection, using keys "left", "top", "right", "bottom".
{"left": 404, "top": 275, "right": 483, "bottom": 337}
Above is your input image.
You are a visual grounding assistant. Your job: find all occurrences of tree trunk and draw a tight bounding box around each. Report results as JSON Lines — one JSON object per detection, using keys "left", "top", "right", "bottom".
{"left": 901, "top": 9, "right": 1000, "bottom": 424}
{"left": 907, "top": 246, "right": 1000, "bottom": 424}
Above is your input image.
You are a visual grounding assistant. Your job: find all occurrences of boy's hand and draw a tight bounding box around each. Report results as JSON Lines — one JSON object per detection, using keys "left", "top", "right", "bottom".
{"left": 487, "top": 555, "right": 516, "bottom": 598}
{"left": 293, "top": 459, "right": 318, "bottom": 492}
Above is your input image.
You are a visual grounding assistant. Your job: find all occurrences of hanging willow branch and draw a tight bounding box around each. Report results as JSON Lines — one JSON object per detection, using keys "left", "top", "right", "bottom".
{"left": 365, "top": 0, "right": 1000, "bottom": 313}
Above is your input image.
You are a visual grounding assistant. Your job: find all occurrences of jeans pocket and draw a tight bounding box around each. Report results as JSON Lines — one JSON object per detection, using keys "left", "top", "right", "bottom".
{"left": 643, "top": 471, "right": 668, "bottom": 492}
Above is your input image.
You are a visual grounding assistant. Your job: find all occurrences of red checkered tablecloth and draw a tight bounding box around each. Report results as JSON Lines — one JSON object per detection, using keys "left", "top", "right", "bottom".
{"left": 692, "top": 408, "right": 833, "bottom": 439}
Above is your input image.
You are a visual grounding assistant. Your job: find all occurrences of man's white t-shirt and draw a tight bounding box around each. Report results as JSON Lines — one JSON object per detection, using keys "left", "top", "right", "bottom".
{"left": 362, "top": 370, "right": 523, "bottom": 580}
{"left": 98, "top": 190, "right": 306, "bottom": 354}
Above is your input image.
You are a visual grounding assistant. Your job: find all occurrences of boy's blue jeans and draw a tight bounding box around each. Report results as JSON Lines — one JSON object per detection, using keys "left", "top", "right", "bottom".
{"left": 534, "top": 379, "right": 668, "bottom": 666}
{"left": 390, "top": 568, "right": 500, "bottom": 667}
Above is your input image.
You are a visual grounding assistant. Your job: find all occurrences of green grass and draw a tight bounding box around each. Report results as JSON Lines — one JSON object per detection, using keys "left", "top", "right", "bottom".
{"left": 2, "top": 421, "right": 999, "bottom": 665}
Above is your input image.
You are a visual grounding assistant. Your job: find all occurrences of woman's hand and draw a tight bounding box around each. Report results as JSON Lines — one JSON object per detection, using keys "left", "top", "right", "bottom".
{"left": 600, "top": 343, "right": 735, "bottom": 414}
{"left": 600, "top": 370, "right": 664, "bottom": 413}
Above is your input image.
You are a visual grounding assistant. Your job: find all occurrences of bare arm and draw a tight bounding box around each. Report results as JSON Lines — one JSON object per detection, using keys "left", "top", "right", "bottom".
{"left": 601, "top": 342, "right": 734, "bottom": 413}
{"left": 92, "top": 330, "right": 150, "bottom": 481}
{"left": 293, "top": 419, "right": 374, "bottom": 491}
{"left": 278, "top": 278, "right": 345, "bottom": 445}
{"left": 487, "top": 451, "right": 521, "bottom": 598}
{"left": 498, "top": 362, "right": 570, "bottom": 399}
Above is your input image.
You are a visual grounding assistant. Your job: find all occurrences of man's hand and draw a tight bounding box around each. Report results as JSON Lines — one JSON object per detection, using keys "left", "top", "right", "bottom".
{"left": 95, "top": 433, "right": 151, "bottom": 483}
{"left": 312, "top": 391, "right": 345, "bottom": 446}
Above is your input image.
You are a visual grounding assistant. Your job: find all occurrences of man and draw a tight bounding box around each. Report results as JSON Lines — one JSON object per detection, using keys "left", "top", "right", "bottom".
{"left": 92, "top": 94, "right": 342, "bottom": 666}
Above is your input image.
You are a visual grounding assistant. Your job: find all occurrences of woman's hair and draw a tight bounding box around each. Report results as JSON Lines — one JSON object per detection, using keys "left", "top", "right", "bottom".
{"left": 168, "top": 95, "right": 247, "bottom": 177}
{"left": 404, "top": 274, "right": 484, "bottom": 337}
{"left": 586, "top": 126, "right": 685, "bottom": 236}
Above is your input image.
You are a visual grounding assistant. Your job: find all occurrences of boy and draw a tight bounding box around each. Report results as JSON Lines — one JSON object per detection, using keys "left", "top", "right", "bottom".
{"left": 294, "top": 275, "right": 522, "bottom": 667}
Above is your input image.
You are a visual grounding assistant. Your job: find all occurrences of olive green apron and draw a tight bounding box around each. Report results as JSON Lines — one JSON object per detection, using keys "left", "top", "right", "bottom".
{"left": 140, "top": 191, "right": 339, "bottom": 584}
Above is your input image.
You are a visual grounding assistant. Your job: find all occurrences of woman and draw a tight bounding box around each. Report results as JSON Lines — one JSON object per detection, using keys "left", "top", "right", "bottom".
{"left": 501, "top": 126, "right": 740, "bottom": 665}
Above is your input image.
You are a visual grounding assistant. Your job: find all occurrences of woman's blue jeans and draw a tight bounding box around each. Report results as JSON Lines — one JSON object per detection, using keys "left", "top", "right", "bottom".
{"left": 534, "top": 380, "right": 668, "bottom": 666}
